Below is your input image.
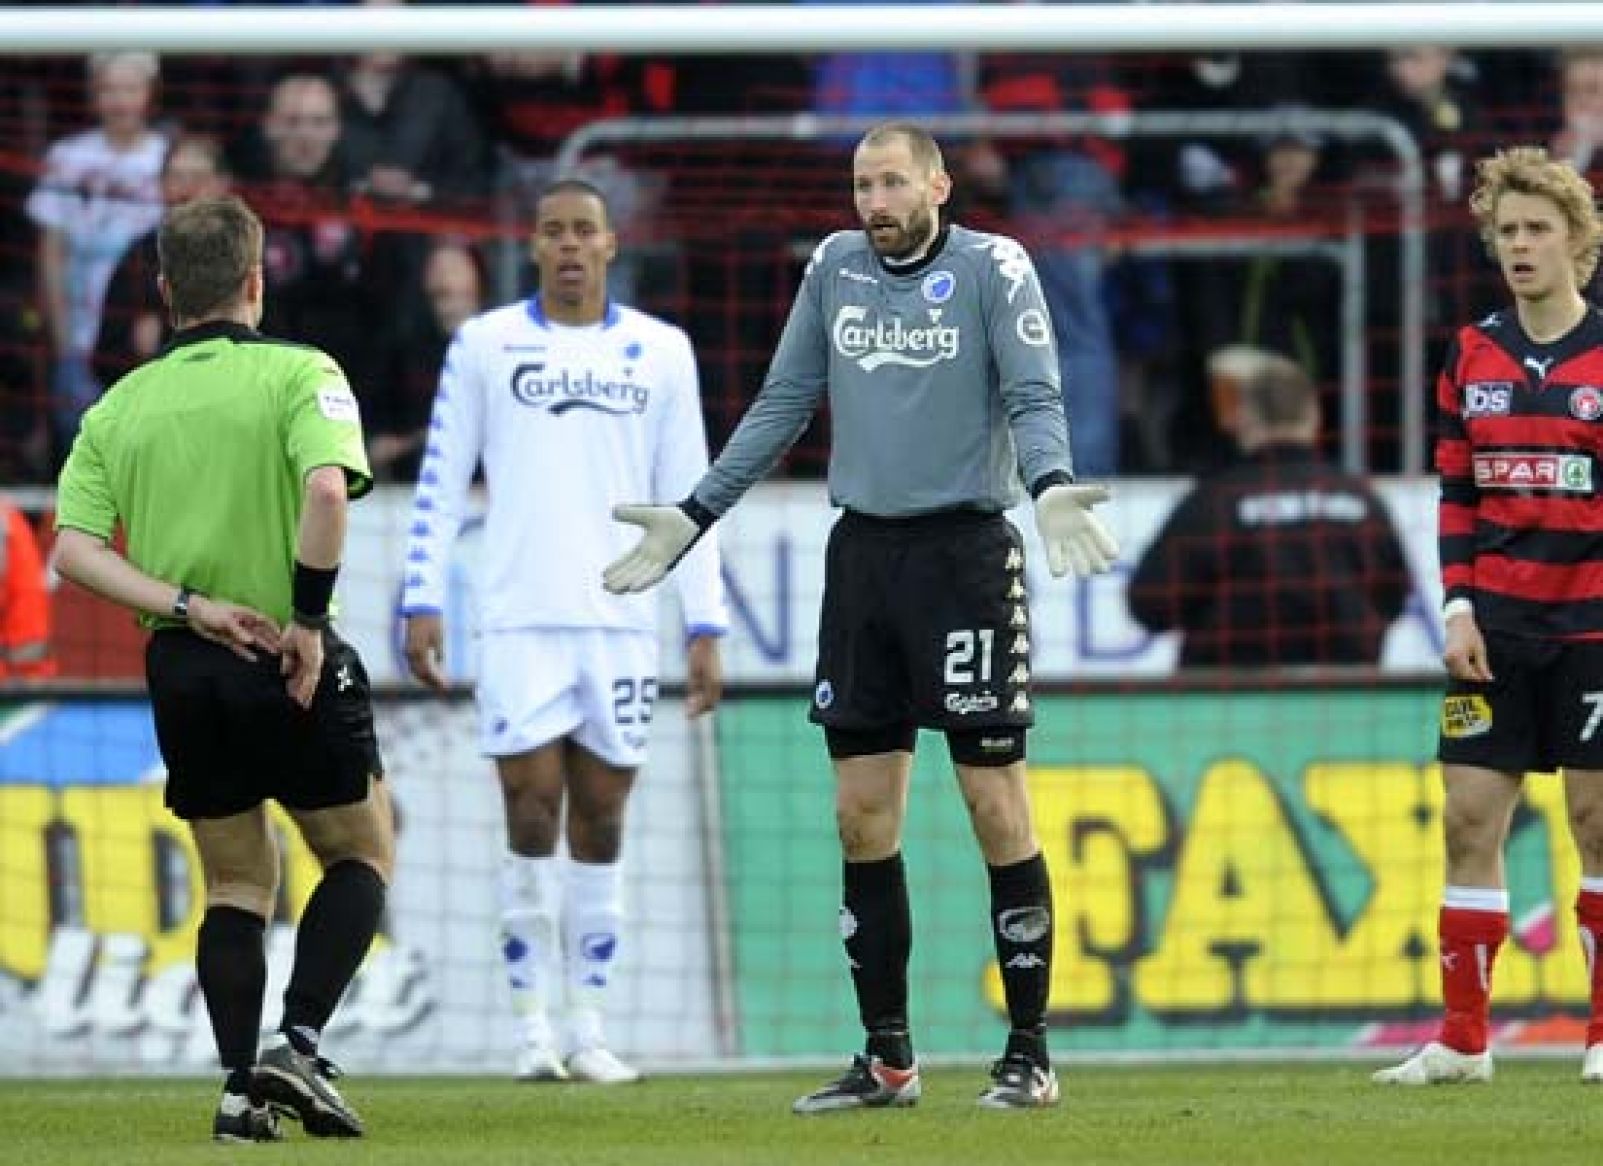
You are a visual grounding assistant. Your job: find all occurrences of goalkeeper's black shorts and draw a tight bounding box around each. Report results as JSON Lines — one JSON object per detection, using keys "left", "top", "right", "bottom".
{"left": 809, "top": 508, "right": 1035, "bottom": 734}
{"left": 146, "top": 627, "right": 383, "bottom": 820}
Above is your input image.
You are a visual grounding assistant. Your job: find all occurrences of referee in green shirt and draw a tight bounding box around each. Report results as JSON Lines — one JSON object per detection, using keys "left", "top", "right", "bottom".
{"left": 54, "top": 195, "right": 392, "bottom": 1144}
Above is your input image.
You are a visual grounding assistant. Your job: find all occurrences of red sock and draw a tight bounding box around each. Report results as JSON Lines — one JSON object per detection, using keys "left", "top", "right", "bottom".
{"left": 1437, "top": 906, "right": 1508, "bottom": 1054}
{"left": 1577, "top": 890, "right": 1603, "bottom": 1048}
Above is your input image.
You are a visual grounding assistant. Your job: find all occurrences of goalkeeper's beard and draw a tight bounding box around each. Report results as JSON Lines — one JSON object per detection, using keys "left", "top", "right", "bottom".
{"left": 865, "top": 208, "right": 935, "bottom": 261}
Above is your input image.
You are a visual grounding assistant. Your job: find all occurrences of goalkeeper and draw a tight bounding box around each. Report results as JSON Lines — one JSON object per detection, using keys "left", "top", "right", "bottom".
{"left": 605, "top": 121, "right": 1117, "bottom": 1113}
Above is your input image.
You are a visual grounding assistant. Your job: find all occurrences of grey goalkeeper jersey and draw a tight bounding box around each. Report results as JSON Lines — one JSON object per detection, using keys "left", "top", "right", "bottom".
{"left": 693, "top": 223, "right": 1073, "bottom": 519}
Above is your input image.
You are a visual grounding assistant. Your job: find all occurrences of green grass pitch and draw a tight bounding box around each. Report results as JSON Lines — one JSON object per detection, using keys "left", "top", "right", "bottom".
{"left": 5, "top": 1063, "right": 1601, "bottom": 1165}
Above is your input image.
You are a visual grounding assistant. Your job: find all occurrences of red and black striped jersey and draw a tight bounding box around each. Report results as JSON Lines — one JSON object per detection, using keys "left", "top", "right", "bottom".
{"left": 1436, "top": 306, "right": 1603, "bottom": 639}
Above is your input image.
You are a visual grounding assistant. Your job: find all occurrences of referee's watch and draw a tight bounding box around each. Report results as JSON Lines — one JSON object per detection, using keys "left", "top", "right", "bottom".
{"left": 172, "top": 586, "right": 197, "bottom": 622}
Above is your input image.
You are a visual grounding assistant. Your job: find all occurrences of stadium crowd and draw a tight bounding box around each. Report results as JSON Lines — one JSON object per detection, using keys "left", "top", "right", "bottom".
{"left": 0, "top": 5, "right": 1592, "bottom": 493}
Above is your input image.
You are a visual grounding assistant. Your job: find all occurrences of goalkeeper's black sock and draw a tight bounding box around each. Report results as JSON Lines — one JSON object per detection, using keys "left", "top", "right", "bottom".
{"left": 988, "top": 852, "right": 1053, "bottom": 1068}
{"left": 196, "top": 906, "right": 267, "bottom": 1080}
{"left": 842, "top": 854, "right": 913, "bottom": 1068}
{"left": 281, "top": 860, "right": 386, "bottom": 1043}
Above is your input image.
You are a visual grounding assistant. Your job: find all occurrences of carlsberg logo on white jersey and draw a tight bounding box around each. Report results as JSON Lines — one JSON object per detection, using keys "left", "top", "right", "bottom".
{"left": 832, "top": 306, "right": 960, "bottom": 371}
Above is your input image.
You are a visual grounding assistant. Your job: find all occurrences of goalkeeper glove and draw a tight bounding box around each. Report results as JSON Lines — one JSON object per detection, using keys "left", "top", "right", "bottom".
{"left": 1033, "top": 483, "right": 1119, "bottom": 578}
{"left": 603, "top": 499, "right": 712, "bottom": 594}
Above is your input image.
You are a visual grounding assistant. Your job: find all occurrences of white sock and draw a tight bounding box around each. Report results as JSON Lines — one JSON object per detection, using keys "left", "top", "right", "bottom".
{"left": 563, "top": 858, "right": 624, "bottom": 1052}
{"left": 500, "top": 854, "right": 561, "bottom": 1046}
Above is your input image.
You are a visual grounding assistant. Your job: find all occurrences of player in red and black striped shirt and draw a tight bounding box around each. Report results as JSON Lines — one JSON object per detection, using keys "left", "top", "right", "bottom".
{"left": 1377, "top": 147, "right": 1603, "bottom": 1087}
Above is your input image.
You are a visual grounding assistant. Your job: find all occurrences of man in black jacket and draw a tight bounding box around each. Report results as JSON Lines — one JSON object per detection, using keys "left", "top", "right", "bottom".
{"left": 1128, "top": 351, "right": 1412, "bottom": 667}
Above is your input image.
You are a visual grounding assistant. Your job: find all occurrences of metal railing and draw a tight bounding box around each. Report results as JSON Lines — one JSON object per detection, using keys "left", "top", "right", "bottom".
{"left": 555, "top": 109, "right": 1425, "bottom": 474}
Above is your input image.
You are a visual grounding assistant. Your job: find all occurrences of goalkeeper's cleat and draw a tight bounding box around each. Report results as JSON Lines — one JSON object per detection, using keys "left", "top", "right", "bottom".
{"left": 1372, "top": 1041, "right": 1493, "bottom": 1085}
{"left": 792, "top": 1054, "right": 920, "bottom": 1114}
{"left": 253, "top": 1035, "right": 365, "bottom": 1137}
{"left": 515, "top": 1040, "right": 570, "bottom": 1082}
{"left": 1583, "top": 1044, "right": 1603, "bottom": 1084}
{"left": 212, "top": 1092, "right": 284, "bottom": 1143}
{"left": 566, "top": 1046, "right": 643, "bottom": 1085}
{"left": 977, "top": 1054, "right": 1061, "bottom": 1109}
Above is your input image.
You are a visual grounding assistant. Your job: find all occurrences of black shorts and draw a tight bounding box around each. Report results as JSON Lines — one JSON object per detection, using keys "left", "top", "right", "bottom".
{"left": 809, "top": 509, "right": 1033, "bottom": 733}
{"left": 147, "top": 628, "right": 383, "bottom": 821}
{"left": 1438, "top": 629, "right": 1603, "bottom": 773}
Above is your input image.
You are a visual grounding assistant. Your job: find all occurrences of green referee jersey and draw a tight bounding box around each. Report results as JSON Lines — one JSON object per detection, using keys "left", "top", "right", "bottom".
{"left": 55, "top": 321, "right": 373, "bottom": 628}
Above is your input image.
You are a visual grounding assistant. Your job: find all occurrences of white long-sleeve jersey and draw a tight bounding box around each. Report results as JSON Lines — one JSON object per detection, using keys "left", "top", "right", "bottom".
{"left": 400, "top": 297, "right": 726, "bottom": 638}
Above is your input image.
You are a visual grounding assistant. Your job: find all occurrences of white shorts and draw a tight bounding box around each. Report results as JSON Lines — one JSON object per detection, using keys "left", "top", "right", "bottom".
{"left": 476, "top": 629, "right": 660, "bottom": 768}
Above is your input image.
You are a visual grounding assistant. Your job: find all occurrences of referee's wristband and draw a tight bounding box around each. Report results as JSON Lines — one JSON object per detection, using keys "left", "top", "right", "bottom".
{"left": 292, "top": 561, "right": 339, "bottom": 629}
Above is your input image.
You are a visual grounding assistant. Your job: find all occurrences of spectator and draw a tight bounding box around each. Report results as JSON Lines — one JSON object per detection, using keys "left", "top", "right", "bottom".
{"left": 245, "top": 73, "right": 385, "bottom": 399}
{"left": 368, "top": 240, "right": 487, "bottom": 483}
{"left": 1127, "top": 352, "right": 1411, "bottom": 668}
{"left": 340, "top": 2, "right": 489, "bottom": 205}
{"left": 0, "top": 499, "right": 56, "bottom": 680}
{"left": 1552, "top": 47, "right": 1603, "bottom": 178}
{"left": 467, "top": 45, "right": 675, "bottom": 302}
{"left": 95, "top": 133, "right": 232, "bottom": 381}
{"left": 960, "top": 50, "right": 1127, "bottom": 476}
{"left": 1369, "top": 47, "right": 1481, "bottom": 202}
{"left": 1192, "top": 117, "right": 1342, "bottom": 392}
{"left": 26, "top": 51, "right": 167, "bottom": 461}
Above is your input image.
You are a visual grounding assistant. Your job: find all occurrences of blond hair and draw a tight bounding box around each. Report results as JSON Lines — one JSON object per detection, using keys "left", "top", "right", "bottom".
{"left": 1469, "top": 145, "right": 1603, "bottom": 286}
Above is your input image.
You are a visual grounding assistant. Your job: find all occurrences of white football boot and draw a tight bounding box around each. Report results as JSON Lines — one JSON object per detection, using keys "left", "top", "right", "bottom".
{"left": 1372, "top": 1041, "right": 1492, "bottom": 1085}
{"left": 565, "top": 1046, "right": 643, "bottom": 1085}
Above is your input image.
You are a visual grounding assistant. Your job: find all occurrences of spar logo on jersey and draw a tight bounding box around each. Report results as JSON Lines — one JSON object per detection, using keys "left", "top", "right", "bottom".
{"left": 1473, "top": 451, "right": 1594, "bottom": 492}
{"left": 832, "top": 305, "right": 960, "bottom": 371}
{"left": 1462, "top": 382, "right": 1513, "bottom": 417}
{"left": 509, "top": 362, "right": 649, "bottom": 415}
{"left": 1572, "top": 385, "right": 1603, "bottom": 421}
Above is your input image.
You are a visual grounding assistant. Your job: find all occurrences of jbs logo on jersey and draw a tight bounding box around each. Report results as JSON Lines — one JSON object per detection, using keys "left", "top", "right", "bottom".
{"left": 832, "top": 306, "right": 960, "bottom": 371}
{"left": 1473, "top": 451, "right": 1594, "bottom": 492}
{"left": 1462, "top": 382, "right": 1513, "bottom": 417}
{"left": 510, "top": 363, "right": 649, "bottom": 415}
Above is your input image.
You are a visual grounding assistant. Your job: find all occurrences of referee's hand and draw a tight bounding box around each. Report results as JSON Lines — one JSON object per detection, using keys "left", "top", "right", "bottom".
{"left": 188, "top": 596, "right": 281, "bottom": 662}
{"left": 1033, "top": 483, "right": 1119, "bottom": 578}
{"left": 281, "top": 622, "right": 324, "bottom": 709}
{"left": 603, "top": 504, "right": 700, "bottom": 594}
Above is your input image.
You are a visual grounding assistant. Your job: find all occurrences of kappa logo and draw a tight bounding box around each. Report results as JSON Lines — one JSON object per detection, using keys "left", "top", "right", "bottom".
{"left": 1473, "top": 451, "right": 1593, "bottom": 493}
{"left": 1010, "top": 633, "right": 1029, "bottom": 655}
{"left": 1005, "top": 548, "right": 1024, "bottom": 571}
{"left": 1006, "top": 953, "right": 1047, "bottom": 970}
{"left": 839, "top": 906, "right": 858, "bottom": 941}
{"left": 336, "top": 664, "right": 354, "bottom": 693}
{"left": 1009, "top": 605, "right": 1028, "bottom": 628}
{"left": 1007, "top": 579, "right": 1026, "bottom": 600}
{"left": 1441, "top": 694, "right": 1493, "bottom": 738}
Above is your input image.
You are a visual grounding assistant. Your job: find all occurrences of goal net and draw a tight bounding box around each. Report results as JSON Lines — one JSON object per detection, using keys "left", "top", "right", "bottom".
{"left": 0, "top": 5, "right": 1593, "bottom": 1073}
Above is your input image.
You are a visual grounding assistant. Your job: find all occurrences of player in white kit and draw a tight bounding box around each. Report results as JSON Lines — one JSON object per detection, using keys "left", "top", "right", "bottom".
{"left": 401, "top": 180, "right": 726, "bottom": 1083}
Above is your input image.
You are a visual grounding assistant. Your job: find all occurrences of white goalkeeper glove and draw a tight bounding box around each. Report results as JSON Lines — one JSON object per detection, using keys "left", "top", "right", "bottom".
{"left": 1033, "top": 483, "right": 1119, "bottom": 578}
{"left": 603, "top": 503, "right": 705, "bottom": 594}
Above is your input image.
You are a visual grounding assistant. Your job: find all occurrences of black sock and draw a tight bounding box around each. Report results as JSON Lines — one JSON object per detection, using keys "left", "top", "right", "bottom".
{"left": 842, "top": 854, "right": 913, "bottom": 1068}
{"left": 280, "top": 860, "right": 387, "bottom": 1046}
{"left": 988, "top": 852, "right": 1053, "bottom": 1067}
{"left": 196, "top": 906, "right": 267, "bottom": 1081}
